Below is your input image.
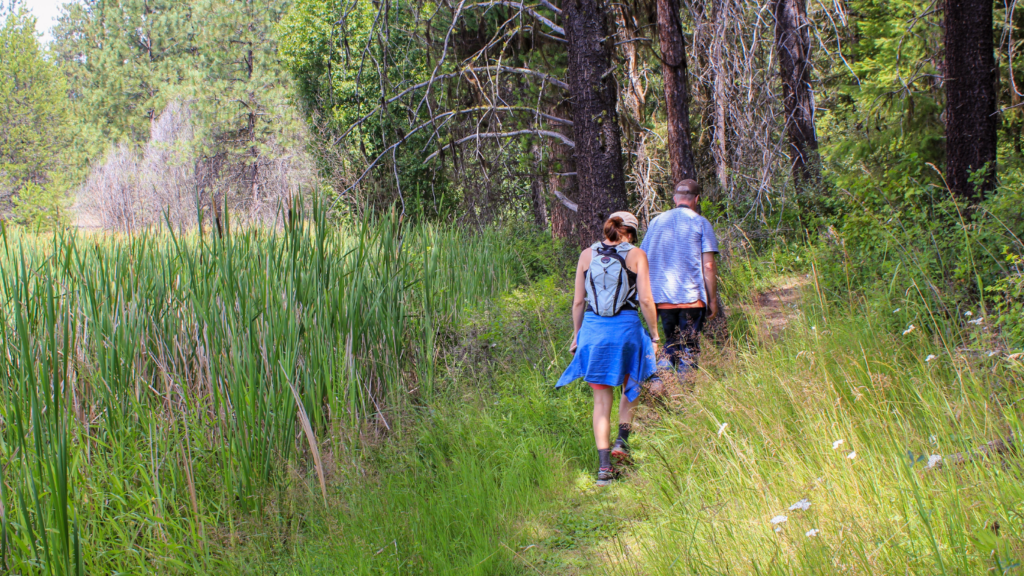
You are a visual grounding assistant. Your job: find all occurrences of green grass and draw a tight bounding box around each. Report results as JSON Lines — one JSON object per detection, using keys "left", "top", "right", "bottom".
{"left": 616, "top": 293, "right": 1024, "bottom": 575}
{"left": 218, "top": 278, "right": 597, "bottom": 575}
{"left": 0, "top": 204, "right": 540, "bottom": 574}
{"left": 229, "top": 249, "right": 1023, "bottom": 575}
{"left": 3, "top": 207, "right": 1022, "bottom": 574}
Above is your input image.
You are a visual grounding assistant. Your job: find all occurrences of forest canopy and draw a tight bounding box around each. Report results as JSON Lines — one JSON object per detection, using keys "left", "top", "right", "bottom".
{"left": 0, "top": 0, "right": 1021, "bottom": 244}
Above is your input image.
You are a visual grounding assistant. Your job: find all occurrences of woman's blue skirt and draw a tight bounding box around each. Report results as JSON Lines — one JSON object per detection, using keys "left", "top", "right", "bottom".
{"left": 556, "top": 310, "right": 657, "bottom": 402}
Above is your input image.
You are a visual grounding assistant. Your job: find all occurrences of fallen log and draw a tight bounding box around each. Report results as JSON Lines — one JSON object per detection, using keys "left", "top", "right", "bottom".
{"left": 931, "top": 432, "right": 1016, "bottom": 470}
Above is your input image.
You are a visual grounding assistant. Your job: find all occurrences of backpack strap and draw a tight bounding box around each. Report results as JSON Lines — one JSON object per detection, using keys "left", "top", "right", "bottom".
{"left": 588, "top": 242, "right": 602, "bottom": 315}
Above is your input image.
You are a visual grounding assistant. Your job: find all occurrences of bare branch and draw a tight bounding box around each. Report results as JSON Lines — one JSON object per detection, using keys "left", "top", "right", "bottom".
{"left": 424, "top": 129, "right": 576, "bottom": 163}
{"left": 340, "top": 105, "right": 572, "bottom": 195}
{"left": 552, "top": 190, "right": 578, "bottom": 211}
{"left": 473, "top": 66, "right": 570, "bottom": 90}
{"left": 466, "top": 1, "right": 566, "bottom": 35}
{"left": 334, "top": 66, "right": 567, "bottom": 144}
{"left": 614, "top": 37, "right": 652, "bottom": 46}
{"left": 537, "top": 0, "right": 562, "bottom": 14}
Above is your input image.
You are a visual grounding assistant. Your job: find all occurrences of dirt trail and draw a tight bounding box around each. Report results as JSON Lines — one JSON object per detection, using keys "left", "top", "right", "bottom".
{"left": 745, "top": 276, "right": 807, "bottom": 339}
{"left": 529, "top": 277, "right": 811, "bottom": 574}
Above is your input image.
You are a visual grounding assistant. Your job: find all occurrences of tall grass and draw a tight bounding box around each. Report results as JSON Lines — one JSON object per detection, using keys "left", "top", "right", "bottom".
{"left": 622, "top": 291, "right": 1024, "bottom": 574}
{"left": 0, "top": 203, "right": 526, "bottom": 573}
{"left": 580, "top": 237, "right": 1024, "bottom": 574}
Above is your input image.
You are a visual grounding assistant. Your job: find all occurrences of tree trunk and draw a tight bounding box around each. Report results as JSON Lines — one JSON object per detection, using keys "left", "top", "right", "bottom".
{"left": 530, "top": 144, "right": 549, "bottom": 227}
{"left": 564, "top": 0, "right": 629, "bottom": 241}
{"left": 945, "top": 0, "right": 997, "bottom": 202}
{"left": 614, "top": 4, "right": 646, "bottom": 123}
{"left": 657, "top": 0, "right": 698, "bottom": 184}
{"left": 774, "top": 0, "right": 818, "bottom": 183}
{"left": 712, "top": 0, "right": 728, "bottom": 193}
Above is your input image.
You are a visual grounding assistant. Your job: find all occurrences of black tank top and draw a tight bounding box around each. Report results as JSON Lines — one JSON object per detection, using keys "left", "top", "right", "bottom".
{"left": 585, "top": 242, "right": 639, "bottom": 313}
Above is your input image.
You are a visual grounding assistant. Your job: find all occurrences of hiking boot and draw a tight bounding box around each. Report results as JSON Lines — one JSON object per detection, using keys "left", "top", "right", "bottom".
{"left": 611, "top": 438, "right": 632, "bottom": 466}
{"left": 596, "top": 466, "right": 617, "bottom": 486}
{"left": 656, "top": 358, "right": 674, "bottom": 373}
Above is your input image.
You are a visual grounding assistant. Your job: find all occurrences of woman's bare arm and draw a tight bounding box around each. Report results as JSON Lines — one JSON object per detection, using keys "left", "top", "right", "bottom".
{"left": 571, "top": 248, "right": 590, "bottom": 350}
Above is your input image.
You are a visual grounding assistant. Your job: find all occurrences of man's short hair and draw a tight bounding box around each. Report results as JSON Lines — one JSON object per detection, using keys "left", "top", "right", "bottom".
{"left": 672, "top": 179, "right": 701, "bottom": 203}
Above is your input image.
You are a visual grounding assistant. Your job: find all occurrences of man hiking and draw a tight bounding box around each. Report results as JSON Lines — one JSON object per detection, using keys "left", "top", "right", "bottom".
{"left": 640, "top": 179, "right": 719, "bottom": 369}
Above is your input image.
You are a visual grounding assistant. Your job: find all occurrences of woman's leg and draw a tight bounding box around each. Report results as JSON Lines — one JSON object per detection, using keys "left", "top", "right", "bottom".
{"left": 592, "top": 385, "right": 614, "bottom": 449}
{"left": 613, "top": 378, "right": 640, "bottom": 456}
{"left": 618, "top": 390, "right": 640, "bottom": 426}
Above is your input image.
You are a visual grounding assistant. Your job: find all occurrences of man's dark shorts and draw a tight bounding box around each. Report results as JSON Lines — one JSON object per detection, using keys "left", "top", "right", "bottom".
{"left": 657, "top": 308, "right": 705, "bottom": 366}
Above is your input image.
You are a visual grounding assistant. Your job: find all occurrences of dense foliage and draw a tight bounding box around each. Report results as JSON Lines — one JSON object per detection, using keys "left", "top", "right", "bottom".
{"left": 0, "top": 8, "right": 75, "bottom": 228}
{"left": 40, "top": 0, "right": 309, "bottom": 229}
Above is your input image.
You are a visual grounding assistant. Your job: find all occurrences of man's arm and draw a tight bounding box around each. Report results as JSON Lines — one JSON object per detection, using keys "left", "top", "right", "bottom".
{"left": 702, "top": 252, "right": 718, "bottom": 319}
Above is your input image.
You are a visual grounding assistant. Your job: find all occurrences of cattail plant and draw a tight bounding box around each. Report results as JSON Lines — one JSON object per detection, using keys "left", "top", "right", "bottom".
{"left": 0, "top": 199, "right": 523, "bottom": 572}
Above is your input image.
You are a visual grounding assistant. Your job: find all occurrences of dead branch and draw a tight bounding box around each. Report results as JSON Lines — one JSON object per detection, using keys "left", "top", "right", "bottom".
{"left": 931, "top": 433, "right": 1017, "bottom": 470}
{"left": 424, "top": 129, "right": 576, "bottom": 163}
{"left": 552, "top": 189, "right": 579, "bottom": 211}
{"left": 334, "top": 66, "right": 567, "bottom": 145}
{"left": 465, "top": 1, "right": 566, "bottom": 35}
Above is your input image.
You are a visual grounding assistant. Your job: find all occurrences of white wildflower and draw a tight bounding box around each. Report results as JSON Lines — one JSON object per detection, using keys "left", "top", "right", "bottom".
{"left": 774, "top": 526, "right": 783, "bottom": 533}
{"left": 925, "top": 354, "right": 937, "bottom": 362}
{"left": 832, "top": 439, "right": 845, "bottom": 450}
{"left": 893, "top": 308, "right": 901, "bottom": 313}
{"left": 902, "top": 324, "right": 916, "bottom": 335}
{"left": 847, "top": 451, "right": 857, "bottom": 460}
{"left": 964, "top": 311, "right": 972, "bottom": 317}
{"left": 770, "top": 515, "right": 788, "bottom": 525}
{"left": 789, "top": 498, "right": 811, "bottom": 511}
{"left": 717, "top": 422, "right": 729, "bottom": 437}
{"left": 812, "top": 325, "right": 817, "bottom": 331}
{"left": 805, "top": 529, "right": 820, "bottom": 537}
{"left": 927, "top": 454, "right": 942, "bottom": 469}
{"left": 988, "top": 351, "right": 997, "bottom": 357}
{"left": 968, "top": 318, "right": 984, "bottom": 325}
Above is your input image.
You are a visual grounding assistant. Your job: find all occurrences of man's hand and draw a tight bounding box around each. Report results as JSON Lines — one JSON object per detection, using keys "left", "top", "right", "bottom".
{"left": 707, "top": 299, "right": 719, "bottom": 321}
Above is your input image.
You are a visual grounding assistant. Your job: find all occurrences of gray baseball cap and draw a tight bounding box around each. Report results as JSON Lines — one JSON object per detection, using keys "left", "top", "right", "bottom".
{"left": 609, "top": 211, "right": 639, "bottom": 232}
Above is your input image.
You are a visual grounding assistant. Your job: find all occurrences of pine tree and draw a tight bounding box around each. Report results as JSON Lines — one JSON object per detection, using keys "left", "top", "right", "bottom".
{"left": 0, "top": 7, "right": 74, "bottom": 226}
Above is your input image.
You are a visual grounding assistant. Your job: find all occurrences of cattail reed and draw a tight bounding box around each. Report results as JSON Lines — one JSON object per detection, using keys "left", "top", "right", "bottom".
{"left": 0, "top": 201, "right": 522, "bottom": 572}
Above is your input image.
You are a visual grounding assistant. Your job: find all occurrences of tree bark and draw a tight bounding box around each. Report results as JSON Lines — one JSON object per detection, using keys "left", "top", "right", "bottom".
{"left": 774, "top": 0, "right": 818, "bottom": 183}
{"left": 657, "top": 0, "right": 697, "bottom": 184}
{"left": 711, "top": 0, "right": 728, "bottom": 192}
{"left": 530, "top": 143, "right": 549, "bottom": 227}
{"left": 614, "top": 4, "right": 646, "bottom": 123}
{"left": 945, "top": 0, "right": 998, "bottom": 202}
{"left": 564, "top": 0, "right": 629, "bottom": 241}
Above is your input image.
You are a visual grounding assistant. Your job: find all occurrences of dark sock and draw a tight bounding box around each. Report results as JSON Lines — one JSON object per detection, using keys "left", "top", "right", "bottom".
{"left": 598, "top": 449, "right": 611, "bottom": 469}
{"left": 618, "top": 424, "right": 631, "bottom": 444}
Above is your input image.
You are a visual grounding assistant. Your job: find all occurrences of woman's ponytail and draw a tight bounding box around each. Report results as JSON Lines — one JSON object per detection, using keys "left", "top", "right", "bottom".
{"left": 603, "top": 216, "right": 629, "bottom": 243}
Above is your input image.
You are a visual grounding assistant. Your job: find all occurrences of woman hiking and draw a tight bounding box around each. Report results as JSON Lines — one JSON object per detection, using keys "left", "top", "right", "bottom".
{"left": 556, "top": 212, "right": 660, "bottom": 486}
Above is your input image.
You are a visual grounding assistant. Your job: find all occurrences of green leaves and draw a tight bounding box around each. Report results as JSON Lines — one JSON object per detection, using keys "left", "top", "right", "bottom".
{"left": 0, "top": 8, "right": 74, "bottom": 227}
